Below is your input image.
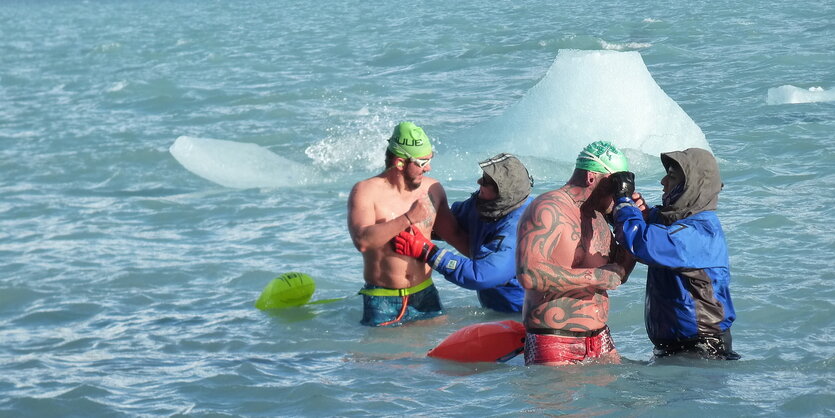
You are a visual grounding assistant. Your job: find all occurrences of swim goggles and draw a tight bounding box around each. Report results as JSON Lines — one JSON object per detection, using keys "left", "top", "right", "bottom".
{"left": 390, "top": 142, "right": 432, "bottom": 168}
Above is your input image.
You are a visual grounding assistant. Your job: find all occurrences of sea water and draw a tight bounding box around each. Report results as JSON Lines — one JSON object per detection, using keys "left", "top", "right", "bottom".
{"left": 1, "top": 0, "right": 833, "bottom": 416}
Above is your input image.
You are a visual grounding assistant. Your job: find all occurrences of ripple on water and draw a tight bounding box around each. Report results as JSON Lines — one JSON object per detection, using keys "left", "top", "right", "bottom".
{"left": 6, "top": 395, "right": 115, "bottom": 417}
{"left": 10, "top": 302, "right": 103, "bottom": 328}
{"left": 0, "top": 286, "right": 46, "bottom": 315}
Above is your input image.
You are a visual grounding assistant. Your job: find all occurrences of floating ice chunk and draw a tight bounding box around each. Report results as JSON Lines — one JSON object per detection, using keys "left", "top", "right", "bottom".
{"left": 106, "top": 81, "right": 128, "bottom": 92}
{"left": 94, "top": 42, "right": 121, "bottom": 52}
{"left": 463, "top": 49, "right": 711, "bottom": 161}
{"left": 766, "top": 85, "right": 835, "bottom": 105}
{"left": 170, "top": 136, "right": 316, "bottom": 189}
{"left": 600, "top": 40, "right": 652, "bottom": 50}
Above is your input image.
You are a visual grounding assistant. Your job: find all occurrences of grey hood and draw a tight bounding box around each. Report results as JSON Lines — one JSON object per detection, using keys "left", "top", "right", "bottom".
{"left": 657, "top": 148, "right": 723, "bottom": 225}
{"left": 476, "top": 153, "right": 534, "bottom": 222}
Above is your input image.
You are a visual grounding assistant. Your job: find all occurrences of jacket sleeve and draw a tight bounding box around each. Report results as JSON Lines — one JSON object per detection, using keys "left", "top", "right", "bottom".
{"left": 427, "top": 221, "right": 516, "bottom": 291}
{"left": 614, "top": 199, "right": 710, "bottom": 269}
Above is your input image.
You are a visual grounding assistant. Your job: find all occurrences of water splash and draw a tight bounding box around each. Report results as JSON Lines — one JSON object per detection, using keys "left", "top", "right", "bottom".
{"left": 304, "top": 107, "right": 405, "bottom": 172}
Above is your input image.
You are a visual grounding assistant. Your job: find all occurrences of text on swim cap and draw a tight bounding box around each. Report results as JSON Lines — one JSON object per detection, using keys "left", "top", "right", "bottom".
{"left": 394, "top": 137, "right": 424, "bottom": 146}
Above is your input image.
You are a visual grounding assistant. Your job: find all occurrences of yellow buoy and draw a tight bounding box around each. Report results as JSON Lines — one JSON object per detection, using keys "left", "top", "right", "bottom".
{"left": 255, "top": 272, "right": 316, "bottom": 310}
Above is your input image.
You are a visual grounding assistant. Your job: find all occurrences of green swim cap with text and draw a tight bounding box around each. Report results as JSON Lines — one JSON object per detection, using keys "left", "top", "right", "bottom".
{"left": 387, "top": 122, "right": 432, "bottom": 159}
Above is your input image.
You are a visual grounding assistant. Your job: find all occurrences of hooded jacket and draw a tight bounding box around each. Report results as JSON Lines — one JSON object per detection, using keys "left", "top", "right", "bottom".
{"left": 427, "top": 154, "right": 533, "bottom": 313}
{"left": 613, "top": 148, "right": 736, "bottom": 344}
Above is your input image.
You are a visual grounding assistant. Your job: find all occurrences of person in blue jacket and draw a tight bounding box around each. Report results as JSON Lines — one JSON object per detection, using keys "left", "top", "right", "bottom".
{"left": 393, "top": 153, "right": 534, "bottom": 313}
{"left": 610, "top": 148, "right": 740, "bottom": 360}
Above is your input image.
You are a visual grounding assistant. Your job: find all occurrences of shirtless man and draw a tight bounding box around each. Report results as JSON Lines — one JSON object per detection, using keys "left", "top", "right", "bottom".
{"left": 347, "top": 122, "right": 465, "bottom": 327}
{"left": 515, "top": 141, "right": 637, "bottom": 365}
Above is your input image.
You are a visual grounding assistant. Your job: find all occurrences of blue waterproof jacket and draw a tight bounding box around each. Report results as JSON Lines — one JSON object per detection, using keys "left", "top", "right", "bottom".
{"left": 615, "top": 202, "right": 736, "bottom": 343}
{"left": 427, "top": 194, "right": 531, "bottom": 313}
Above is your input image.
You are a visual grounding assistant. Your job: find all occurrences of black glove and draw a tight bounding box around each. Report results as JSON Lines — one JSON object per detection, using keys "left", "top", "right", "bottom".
{"left": 610, "top": 171, "right": 635, "bottom": 200}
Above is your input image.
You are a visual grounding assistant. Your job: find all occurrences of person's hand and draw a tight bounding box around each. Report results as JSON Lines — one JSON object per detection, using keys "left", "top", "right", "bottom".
{"left": 405, "top": 195, "right": 432, "bottom": 227}
{"left": 598, "top": 263, "right": 627, "bottom": 289}
{"left": 610, "top": 171, "right": 635, "bottom": 200}
{"left": 630, "top": 191, "right": 650, "bottom": 218}
{"left": 394, "top": 227, "right": 437, "bottom": 262}
{"left": 631, "top": 191, "right": 647, "bottom": 211}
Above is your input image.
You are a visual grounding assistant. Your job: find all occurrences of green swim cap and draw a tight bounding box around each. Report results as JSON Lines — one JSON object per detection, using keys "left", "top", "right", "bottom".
{"left": 575, "top": 141, "right": 629, "bottom": 173}
{"left": 387, "top": 122, "right": 432, "bottom": 159}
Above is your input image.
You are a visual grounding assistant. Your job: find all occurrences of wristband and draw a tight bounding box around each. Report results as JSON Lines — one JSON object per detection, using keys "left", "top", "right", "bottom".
{"left": 404, "top": 213, "right": 413, "bottom": 225}
{"left": 426, "top": 245, "right": 439, "bottom": 262}
{"left": 614, "top": 196, "right": 637, "bottom": 213}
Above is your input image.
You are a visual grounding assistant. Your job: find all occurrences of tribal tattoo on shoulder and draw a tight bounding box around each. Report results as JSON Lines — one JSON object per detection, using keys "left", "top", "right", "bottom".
{"left": 585, "top": 212, "right": 614, "bottom": 257}
{"left": 418, "top": 193, "right": 437, "bottom": 230}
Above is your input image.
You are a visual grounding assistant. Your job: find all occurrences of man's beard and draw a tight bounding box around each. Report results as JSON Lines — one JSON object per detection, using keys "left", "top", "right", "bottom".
{"left": 404, "top": 171, "right": 422, "bottom": 191}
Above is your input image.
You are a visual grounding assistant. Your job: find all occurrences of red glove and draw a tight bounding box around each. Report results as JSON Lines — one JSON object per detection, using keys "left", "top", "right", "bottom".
{"left": 394, "top": 227, "right": 438, "bottom": 262}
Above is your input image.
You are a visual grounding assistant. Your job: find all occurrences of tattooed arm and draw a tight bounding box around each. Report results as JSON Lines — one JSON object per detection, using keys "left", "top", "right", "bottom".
{"left": 429, "top": 182, "right": 471, "bottom": 257}
{"left": 516, "top": 192, "right": 625, "bottom": 293}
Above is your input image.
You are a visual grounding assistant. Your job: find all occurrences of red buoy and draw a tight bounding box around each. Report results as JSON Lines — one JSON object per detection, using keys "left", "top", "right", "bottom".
{"left": 427, "top": 320, "right": 526, "bottom": 363}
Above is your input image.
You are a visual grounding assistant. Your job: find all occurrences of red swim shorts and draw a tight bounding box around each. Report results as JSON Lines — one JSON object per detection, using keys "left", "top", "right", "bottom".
{"left": 524, "top": 325, "right": 616, "bottom": 365}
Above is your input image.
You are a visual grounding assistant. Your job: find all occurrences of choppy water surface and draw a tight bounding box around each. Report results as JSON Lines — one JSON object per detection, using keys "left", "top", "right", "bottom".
{"left": 1, "top": 0, "right": 833, "bottom": 416}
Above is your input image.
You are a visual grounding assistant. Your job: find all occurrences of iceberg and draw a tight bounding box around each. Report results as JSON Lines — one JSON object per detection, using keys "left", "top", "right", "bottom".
{"left": 169, "top": 136, "right": 315, "bottom": 189}
{"left": 463, "top": 49, "right": 712, "bottom": 161}
{"left": 766, "top": 85, "right": 835, "bottom": 105}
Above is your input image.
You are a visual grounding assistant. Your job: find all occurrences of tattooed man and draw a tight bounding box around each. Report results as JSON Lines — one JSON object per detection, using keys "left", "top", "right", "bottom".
{"left": 348, "top": 122, "right": 466, "bottom": 327}
{"left": 516, "top": 141, "right": 636, "bottom": 365}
